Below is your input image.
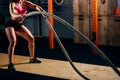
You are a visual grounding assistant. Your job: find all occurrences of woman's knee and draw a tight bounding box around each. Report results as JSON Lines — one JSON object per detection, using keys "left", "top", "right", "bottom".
{"left": 29, "top": 36, "right": 35, "bottom": 43}
{"left": 9, "top": 40, "right": 17, "bottom": 47}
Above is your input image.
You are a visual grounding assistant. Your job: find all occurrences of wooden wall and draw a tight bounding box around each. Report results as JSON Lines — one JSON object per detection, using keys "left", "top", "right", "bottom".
{"left": 108, "top": 16, "right": 120, "bottom": 46}
{"left": 73, "top": 0, "right": 120, "bottom": 46}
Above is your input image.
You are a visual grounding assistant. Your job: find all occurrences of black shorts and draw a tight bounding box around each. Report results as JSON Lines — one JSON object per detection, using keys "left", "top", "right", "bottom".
{"left": 5, "top": 19, "right": 22, "bottom": 31}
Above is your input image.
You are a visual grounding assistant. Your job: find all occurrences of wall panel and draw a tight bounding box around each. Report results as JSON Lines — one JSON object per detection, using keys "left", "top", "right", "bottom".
{"left": 108, "top": 16, "right": 120, "bottom": 46}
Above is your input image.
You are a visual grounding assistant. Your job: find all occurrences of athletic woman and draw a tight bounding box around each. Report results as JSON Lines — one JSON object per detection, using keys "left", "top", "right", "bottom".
{"left": 5, "top": 0, "right": 44, "bottom": 72}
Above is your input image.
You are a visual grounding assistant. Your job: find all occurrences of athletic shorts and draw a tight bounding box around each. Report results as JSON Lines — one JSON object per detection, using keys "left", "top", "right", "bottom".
{"left": 5, "top": 19, "right": 22, "bottom": 31}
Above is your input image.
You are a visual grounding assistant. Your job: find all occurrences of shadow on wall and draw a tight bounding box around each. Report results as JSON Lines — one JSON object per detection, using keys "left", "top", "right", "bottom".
{"left": 0, "top": 13, "right": 5, "bottom": 25}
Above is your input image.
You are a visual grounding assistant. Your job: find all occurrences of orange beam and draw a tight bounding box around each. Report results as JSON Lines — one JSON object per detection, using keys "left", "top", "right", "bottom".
{"left": 48, "top": 0, "right": 54, "bottom": 49}
{"left": 92, "top": 0, "right": 98, "bottom": 52}
{"left": 115, "top": 7, "right": 120, "bottom": 15}
{"left": 115, "top": 0, "right": 120, "bottom": 15}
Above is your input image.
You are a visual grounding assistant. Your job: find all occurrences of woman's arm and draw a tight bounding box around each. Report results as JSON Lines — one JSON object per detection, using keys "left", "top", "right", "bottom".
{"left": 26, "top": 1, "right": 46, "bottom": 18}
{"left": 9, "top": 3, "right": 22, "bottom": 18}
{"left": 26, "top": 1, "right": 44, "bottom": 11}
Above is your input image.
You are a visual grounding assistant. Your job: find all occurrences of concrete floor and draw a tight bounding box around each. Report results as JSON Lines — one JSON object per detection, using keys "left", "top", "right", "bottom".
{"left": 0, "top": 53, "right": 120, "bottom": 80}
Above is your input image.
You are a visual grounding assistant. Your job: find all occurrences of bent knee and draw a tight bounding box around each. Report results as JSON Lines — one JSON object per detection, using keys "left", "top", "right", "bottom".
{"left": 9, "top": 40, "right": 17, "bottom": 47}
{"left": 29, "top": 36, "right": 35, "bottom": 42}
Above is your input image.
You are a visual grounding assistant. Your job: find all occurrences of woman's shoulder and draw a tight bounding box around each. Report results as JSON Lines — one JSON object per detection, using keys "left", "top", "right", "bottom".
{"left": 9, "top": 2, "right": 15, "bottom": 5}
{"left": 9, "top": 2, "right": 17, "bottom": 6}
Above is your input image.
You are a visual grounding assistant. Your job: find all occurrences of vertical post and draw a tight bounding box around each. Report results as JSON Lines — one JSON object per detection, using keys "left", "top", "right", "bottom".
{"left": 73, "top": 0, "right": 80, "bottom": 43}
{"left": 92, "top": 0, "right": 98, "bottom": 53}
{"left": 48, "top": 0, "right": 54, "bottom": 49}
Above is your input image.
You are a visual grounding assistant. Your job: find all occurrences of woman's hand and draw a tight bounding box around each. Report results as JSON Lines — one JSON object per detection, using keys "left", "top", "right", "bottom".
{"left": 36, "top": 6, "right": 47, "bottom": 19}
{"left": 20, "top": 14, "right": 25, "bottom": 18}
{"left": 16, "top": 14, "right": 25, "bottom": 22}
{"left": 42, "top": 14, "right": 47, "bottom": 19}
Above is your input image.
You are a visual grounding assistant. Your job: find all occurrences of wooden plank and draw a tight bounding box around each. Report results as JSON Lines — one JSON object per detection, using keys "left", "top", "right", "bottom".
{"left": 79, "top": 0, "right": 89, "bottom": 16}
{"left": 73, "top": 16, "right": 80, "bottom": 43}
{"left": 98, "top": 16, "right": 109, "bottom": 45}
{"left": 73, "top": 0, "right": 81, "bottom": 43}
{"left": 79, "top": 16, "right": 91, "bottom": 44}
{"left": 73, "top": 0, "right": 79, "bottom": 16}
{"left": 108, "top": 15, "right": 120, "bottom": 46}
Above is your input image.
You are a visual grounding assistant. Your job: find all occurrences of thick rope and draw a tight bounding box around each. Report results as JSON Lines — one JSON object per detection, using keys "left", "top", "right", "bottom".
{"left": 25, "top": 11, "right": 120, "bottom": 77}
{"left": 44, "top": 17, "right": 90, "bottom": 80}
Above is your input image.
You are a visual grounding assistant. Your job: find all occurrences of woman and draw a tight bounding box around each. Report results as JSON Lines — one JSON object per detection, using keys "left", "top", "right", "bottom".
{"left": 5, "top": 0, "right": 44, "bottom": 72}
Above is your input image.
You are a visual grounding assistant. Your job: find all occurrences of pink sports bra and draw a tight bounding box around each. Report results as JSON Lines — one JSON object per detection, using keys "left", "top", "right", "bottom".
{"left": 14, "top": 1, "right": 27, "bottom": 14}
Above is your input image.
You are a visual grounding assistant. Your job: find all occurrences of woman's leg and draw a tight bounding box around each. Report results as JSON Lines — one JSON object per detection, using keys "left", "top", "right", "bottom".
{"left": 16, "top": 25, "right": 34, "bottom": 58}
{"left": 16, "top": 25, "right": 41, "bottom": 63}
{"left": 5, "top": 27, "right": 17, "bottom": 71}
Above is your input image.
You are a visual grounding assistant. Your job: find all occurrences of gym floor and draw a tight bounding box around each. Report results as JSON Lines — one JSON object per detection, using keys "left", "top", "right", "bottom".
{"left": 0, "top": 36, "right": 120, "bottom": 80}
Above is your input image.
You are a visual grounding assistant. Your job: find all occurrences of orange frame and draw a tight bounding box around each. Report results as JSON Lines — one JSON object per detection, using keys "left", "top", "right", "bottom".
{"left": 92, "top": 0, "right": 98, "bottom": 47}
{"left": 92, "top": 0, "right": 98, "bottom": 53}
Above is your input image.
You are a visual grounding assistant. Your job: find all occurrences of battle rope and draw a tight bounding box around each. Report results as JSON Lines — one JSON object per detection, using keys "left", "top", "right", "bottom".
{"left": 54, "top": 0, "right": 64, "bottom": 5}
{"left": 25, "top": 11, "right": 120, "bottom": 77}
{"left": 44, "top": 17, "right": 90, "bottom": 80}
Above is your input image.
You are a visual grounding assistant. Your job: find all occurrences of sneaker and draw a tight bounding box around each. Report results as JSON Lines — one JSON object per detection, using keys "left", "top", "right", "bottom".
{"left": 8, "top": 63, "right": 16, "bottom": 72}
{"left": 29, "top": 58, "right": 41, "bottom": 63}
